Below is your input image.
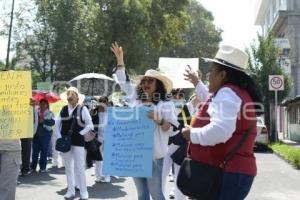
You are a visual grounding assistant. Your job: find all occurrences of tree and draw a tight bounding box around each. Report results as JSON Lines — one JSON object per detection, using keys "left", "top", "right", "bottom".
{"left": 247, "top": 33, "right": 292, "bottom": 141}
{"left": 158, "top": 0, "right": 222, "bottom": 75}
{"left": 12, "top": 0, "right": 221, "bottom": 82}
{"left": 0, "top": 60, "right": 5, "bottom": 70}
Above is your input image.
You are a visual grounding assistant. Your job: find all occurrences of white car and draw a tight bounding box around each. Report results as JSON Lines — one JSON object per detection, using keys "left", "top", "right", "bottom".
{"left": 255, "top": 116, "right": 268, "bottom": 146}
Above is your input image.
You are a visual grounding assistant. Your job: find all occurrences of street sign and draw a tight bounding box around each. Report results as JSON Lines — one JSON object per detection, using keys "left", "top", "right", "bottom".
{"left": 273, "top": 38, "right": 290, "bottom": 56}
{"left": 269, "top": 75, "right": 284, "bottom": 91}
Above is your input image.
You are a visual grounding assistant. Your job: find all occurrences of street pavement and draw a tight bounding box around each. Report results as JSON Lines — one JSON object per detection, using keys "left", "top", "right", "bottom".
{"left": 246, "top": 152, "right": 300, "bottom": 200}
{"left": 16, "top": 152, "right": 300, "bottom": 200}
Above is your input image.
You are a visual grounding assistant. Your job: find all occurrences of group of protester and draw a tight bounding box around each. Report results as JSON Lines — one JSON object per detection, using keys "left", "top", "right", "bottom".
{"left": 0, "top": 42, "right": 263, "bottom": 200}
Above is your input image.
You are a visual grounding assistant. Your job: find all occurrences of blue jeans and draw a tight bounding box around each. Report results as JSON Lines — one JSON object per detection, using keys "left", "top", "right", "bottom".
{"left": 31, "top": 133, "right": 52, "bottom": 170}
{"left": 133, "top": 158, "right": 165, "bottom": 200}
{"left": 217, "top": 172, "right": 254, "bottom": 200}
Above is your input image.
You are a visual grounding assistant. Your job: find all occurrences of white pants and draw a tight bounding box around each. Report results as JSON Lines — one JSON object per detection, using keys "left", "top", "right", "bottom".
{"left": 61, "top": 146, "right": 88, "bottom": 197}
{"left": 51, "top": 133, "right": 60, "bottom": 166}
{"left": 95, "top": 140, "right": 110, "bottom": 180}
{"left": 162, "top": 144, "right": 186, "bottom": 200}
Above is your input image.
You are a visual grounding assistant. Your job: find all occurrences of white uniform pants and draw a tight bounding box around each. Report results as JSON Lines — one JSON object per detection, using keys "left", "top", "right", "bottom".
{"left": 61, "top": 146, "right": 88, "bottom": 197}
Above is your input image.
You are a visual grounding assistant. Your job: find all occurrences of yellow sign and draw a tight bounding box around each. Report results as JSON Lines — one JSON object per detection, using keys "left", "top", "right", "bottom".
{"left": 50, "top": 100, "right": 67, "bottom": 117}
{"left": 0, "top": 71, "right": 33, "bottom": 139}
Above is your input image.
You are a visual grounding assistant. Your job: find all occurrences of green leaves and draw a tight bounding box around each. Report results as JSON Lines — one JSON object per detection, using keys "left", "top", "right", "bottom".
{"left": 247, "top": 33, "right": 291, "bottom": 104}
{"left": 9, "top": 0, "right": 220, "bottom": 82}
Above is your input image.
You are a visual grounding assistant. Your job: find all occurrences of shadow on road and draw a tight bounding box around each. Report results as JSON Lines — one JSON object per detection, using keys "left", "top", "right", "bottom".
{"left": 18, "top": 172, "right": 56, "bottom": 186}
{"left": 55, "top": 177, "right": 127, "bottom": 199}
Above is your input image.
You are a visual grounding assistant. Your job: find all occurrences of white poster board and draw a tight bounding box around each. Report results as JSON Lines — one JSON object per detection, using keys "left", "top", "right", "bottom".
{"left": 158, "top": 57, "right": 199, "bottom": 88}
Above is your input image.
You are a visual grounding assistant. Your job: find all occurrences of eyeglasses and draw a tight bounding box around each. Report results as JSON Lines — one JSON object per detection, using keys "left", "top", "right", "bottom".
{"left": 141, "top": 78, "right": 155, "bottom": 85}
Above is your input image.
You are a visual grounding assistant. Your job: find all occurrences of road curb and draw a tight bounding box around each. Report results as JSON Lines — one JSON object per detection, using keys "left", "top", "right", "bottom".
{"left": 272, "top": 150, "right": 300, "bottom": 170}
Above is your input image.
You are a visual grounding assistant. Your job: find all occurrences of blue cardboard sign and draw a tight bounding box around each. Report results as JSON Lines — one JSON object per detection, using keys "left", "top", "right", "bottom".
{"left": 103, "top": 106, "right": 155, "bottom": 177}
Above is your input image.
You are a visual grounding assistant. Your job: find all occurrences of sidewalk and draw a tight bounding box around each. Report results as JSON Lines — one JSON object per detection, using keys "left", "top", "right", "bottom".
{"left": 278, "top": 132, "right": 300, "bottom": 148}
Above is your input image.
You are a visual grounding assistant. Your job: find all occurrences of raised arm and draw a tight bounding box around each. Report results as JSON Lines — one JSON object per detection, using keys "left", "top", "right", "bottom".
{"left": 184, "top": 65, "right": 209, "bottom": 101}
{"left": 111, "top": 42, "right": 137, "bottom": 103}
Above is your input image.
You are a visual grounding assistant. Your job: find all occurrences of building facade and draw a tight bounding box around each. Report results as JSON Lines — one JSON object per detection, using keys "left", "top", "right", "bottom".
{"left": 255, "top": 0, "right": 300, "bottom": 141}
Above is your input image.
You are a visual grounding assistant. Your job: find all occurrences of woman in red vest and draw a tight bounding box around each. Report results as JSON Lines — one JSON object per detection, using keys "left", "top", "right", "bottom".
{"left": 183, "top": 45, "right": 263, "bottom": 200}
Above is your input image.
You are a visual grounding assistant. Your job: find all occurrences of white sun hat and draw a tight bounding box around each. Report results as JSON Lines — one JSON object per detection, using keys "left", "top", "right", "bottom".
{"left": 203, "top": 45, "right": 249, "bottom": 73}
{"left": 138, "top": 69, "right": 173, "bottom": 93}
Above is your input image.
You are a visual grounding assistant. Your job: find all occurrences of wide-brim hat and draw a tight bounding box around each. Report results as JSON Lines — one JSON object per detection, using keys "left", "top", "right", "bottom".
{"left": 138, "top": 69, "right": 173, "bottom": 93}
{"left": 60, "top": 86, "right": 85, "bottom": 104}
{"left": 203, "top": 45, "right": 249, "bottom": 73}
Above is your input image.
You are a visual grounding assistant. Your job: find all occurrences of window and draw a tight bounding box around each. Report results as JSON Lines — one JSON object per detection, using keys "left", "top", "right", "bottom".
{"left": 279, "top": 0, "right": 287, "bottom": 10}
{"left": 289, "top": 104, "right": 297, "bottom": 124}
{"left": 297, "top": 105, "right": 300, "bottom": 124}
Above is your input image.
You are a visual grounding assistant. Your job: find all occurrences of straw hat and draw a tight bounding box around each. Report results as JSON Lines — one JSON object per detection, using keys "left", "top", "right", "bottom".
{"left": 138, "top": 69, "right": 173, "bottom": 93}
{"left": 203, "top": 45, "right": 249, "bottom": 73}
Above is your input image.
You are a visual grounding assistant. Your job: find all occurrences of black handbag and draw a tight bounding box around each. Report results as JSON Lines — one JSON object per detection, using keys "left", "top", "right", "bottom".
{"left": 55, "top": 135, "right": 71, "bottom": 153}
{"left": 85, "top": 138, "right": 102, "bottom": 152}
{"left": 86, "top": 139, "right": 102, "bottom": 161}
{"left": 177, "top": 127, "right": 253, "bottom": 200}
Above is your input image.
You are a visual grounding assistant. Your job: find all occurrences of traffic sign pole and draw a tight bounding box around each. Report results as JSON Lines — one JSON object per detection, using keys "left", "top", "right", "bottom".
{"left": 275, "top": 90, "right": 278, "bottom": 142}
{"left": 269, "top": 75, "right": 284, "bottom": 143}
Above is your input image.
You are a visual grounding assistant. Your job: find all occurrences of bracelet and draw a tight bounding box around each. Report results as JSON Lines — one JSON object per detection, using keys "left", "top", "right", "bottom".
{"left": 158, "top": 118, "right": 164, "bottom": 126}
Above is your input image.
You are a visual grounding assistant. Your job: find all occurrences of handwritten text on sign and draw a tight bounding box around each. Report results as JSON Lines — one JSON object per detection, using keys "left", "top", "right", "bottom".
{"left": 0, "top": 71, "right": 33, "bottom": 139}
{"left": 103, "top": 107, "right": 155, "bottom": 177}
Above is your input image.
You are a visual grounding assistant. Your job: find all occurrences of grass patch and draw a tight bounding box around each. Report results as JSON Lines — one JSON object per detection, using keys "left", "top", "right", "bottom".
{"left": 269, "top": 143, "right": 300, "bottom": 169}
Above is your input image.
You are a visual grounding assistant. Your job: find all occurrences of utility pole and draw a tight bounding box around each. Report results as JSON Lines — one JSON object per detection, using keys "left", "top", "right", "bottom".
{"left": 5, "top": 0, "right": 15, "bottom": 70}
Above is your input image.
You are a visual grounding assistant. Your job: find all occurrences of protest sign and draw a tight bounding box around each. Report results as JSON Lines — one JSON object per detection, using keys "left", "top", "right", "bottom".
{"left": 103, "top": 106, "right": 155, "bottom": 177}
{"left": 159, "top": 57, "right": 199, "bottom": 88}
{"left": 0, "top": 71, "right": 33, "bottom": 139}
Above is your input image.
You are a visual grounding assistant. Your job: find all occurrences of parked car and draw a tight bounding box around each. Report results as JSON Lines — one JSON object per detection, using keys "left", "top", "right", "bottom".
{"left": 255, "top": 116, "right": 269, "bottom": 150}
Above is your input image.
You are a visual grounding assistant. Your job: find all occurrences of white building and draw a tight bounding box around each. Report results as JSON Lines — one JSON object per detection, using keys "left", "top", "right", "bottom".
{"left": 255, "top": 0, "right": 300, "bottom": 141}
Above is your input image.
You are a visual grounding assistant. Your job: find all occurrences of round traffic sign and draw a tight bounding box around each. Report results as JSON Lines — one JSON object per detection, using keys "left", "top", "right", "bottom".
{"left": 270, "top": 76, "right": 283, "bottom": 90}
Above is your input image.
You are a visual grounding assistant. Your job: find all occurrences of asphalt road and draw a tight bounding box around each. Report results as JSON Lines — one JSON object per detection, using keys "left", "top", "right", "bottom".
{"left": 16, "top": 152, "right": 300, "bottom": 200}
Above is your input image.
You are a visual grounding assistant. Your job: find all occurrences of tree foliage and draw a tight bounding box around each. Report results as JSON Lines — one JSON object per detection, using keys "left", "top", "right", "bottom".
{"left": 247, "top": 33, "right": 292, "bottom": 138}
{"left": 247, "top": 33, "right": 291, "bottom": 104}
{"left": 7, "top": 0, "right": 221, "bottom": 82}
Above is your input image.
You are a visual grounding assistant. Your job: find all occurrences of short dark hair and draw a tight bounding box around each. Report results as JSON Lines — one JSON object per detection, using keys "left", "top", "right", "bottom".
{"left": 39, "top": 99, "right": 49, "bottom": 108}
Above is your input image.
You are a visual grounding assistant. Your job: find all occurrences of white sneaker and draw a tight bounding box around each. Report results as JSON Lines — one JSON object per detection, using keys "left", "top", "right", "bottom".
{"left": 64, "top": 191, "right": 75, "bottom": 199}
{"left": 104, "top": 176, "right": 111, "bottom": 183}
{"left": 95, "top": 177, "right": 102, "bottom": 183}
{"left": 80, "top": 191, "right": 89, "bottom": 200}
{"left": 97, "top": 176, "right": 111, "bottom": 183}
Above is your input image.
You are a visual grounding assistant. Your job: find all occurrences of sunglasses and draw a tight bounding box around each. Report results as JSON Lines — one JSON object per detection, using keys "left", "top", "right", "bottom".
{"left": 99, "top": 100, "right": 107, "bottom": 103}
{"left": 141, "top": 78, "right": 155, "bottom": 85}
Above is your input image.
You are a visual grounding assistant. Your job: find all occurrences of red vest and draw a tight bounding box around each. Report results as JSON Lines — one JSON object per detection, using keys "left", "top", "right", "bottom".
{"left": 190, "top": 84, "right": 257, "bottom": 176}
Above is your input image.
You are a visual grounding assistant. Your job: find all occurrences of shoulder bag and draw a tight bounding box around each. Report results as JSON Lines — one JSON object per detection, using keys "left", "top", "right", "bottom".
{"left": 177, "top": 127, "right": 253, "bottom": 200}
{"left": 55, "top": 111, "right": 77, "bottom": 153}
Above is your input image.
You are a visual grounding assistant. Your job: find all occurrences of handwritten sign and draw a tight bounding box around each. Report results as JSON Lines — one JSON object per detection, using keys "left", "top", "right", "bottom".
{"left": 0, "top": 71, "right": 33, "bottom": 139}
{"left": 159, "top": 57, "right": 199, "bottom": 88}
{"left": 103, "top": 106, "right": 155, "bottom": 177}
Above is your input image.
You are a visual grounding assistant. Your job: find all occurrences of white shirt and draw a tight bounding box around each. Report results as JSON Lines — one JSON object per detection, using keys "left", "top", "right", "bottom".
{"left": 190, "top": 82, "right": 242, "bottom": 146}
{"left": 115, "top": 68, "right": 179, "bottom": 159}
{"left": 55, "top": 104, "right": 94, "bottom": 138}
{"left": 195, "top": 80, "right": 209, "bottom": 102}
